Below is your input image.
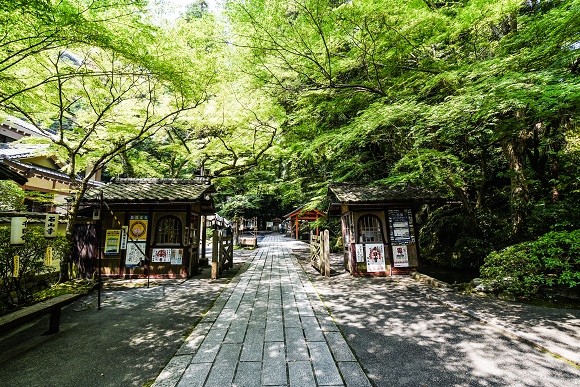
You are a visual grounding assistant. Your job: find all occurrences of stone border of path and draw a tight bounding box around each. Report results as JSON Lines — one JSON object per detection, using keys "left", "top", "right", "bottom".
{"left": 153, "top": 238, "right": 372, "bottom": 387}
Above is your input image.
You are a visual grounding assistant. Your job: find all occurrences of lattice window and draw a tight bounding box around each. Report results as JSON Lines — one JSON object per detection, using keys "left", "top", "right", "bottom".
{"left": 357, "top": 215, "right": 383, "bottom": 243}
{"left": 156, "top": 216, "right": 182, "bottom": 245}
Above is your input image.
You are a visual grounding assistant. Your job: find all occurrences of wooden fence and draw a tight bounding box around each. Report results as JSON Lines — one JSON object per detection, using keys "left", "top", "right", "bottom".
{"left": 310, "top": 230, "right": 330, "bottom": 277}
{"left": 211, "top": 229, "right": 234, "bottom": 279}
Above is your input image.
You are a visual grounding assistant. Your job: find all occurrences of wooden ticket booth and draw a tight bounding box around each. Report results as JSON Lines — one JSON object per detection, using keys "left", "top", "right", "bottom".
{"left": 75, "top": 178, "right": 215, "bottom": 279}
{"left": 328, "top": 184, "right": 438, "bottom": 276}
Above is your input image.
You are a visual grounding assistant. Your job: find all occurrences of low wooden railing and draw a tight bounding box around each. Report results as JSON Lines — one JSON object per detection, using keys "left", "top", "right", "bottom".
{"left": 310, "top": 230, "right": 330, "bottom": 277}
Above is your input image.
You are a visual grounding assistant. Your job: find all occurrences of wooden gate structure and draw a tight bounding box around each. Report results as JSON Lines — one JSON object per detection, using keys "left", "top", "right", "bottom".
{"left": 310, "top": 230, "right": 330, "bottom": 277}
{"left": 211, "top": 229, "right": 234, "bottom": 279}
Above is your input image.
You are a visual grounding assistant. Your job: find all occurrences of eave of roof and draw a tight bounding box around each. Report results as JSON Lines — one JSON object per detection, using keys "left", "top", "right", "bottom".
{"left": 0, "top": 162, "right": 27, "bottom": 185}
{"left": 81, "top": 178, "right": 215, "bottom": 203}
{"left": 328, "top": 183, "right": 448, "bottom": 205}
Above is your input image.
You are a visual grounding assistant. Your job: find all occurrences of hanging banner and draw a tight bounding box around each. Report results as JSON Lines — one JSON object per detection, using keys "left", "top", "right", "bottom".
{"left": 10, "top": 217, "right": 26, "bottom": 245}
{"left": 104, "top": 229, "right": 121, "bottom": 255}
{"left": 44, "top": 214, "right": 59, "bottom": 238}
{"left": 365, "top": 244, "right": 386, "bottom": 273}
{"left": 392, "top": 245, "right": 409, "bottom": 267}
{"left": 120, "top": 226, "right": 128, "bottom": 250}
{"left": 126, "top": 242, "right": 146, "bottom": 267}
{"left": 129, "top": 216, "right": 148, "bottom": 241}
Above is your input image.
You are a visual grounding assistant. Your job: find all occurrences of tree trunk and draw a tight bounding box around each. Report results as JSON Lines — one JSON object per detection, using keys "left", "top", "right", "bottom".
{"left": 501, "top": 137, "right": 530, "bottom": 237}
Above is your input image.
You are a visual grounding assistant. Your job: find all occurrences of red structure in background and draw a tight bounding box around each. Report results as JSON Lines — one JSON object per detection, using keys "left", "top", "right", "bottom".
{"left": 284, "top": 207, "right": 324, "bottom": 240}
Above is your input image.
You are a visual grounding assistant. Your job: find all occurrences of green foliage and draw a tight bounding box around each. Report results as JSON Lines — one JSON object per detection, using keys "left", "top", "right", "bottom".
{"left": 480, "top": 230, "right": 580, "bottom": 297}
{"left": 0, "top": 181, "right": 26, "bottom": 211}
{"left": 0, "top": 226, "right": 67, "bottom": 311}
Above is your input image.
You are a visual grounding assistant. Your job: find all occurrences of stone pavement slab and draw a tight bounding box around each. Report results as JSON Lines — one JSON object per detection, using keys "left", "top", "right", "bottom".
{"left": 153, "top": 235, "right": 369, "bottom": 386}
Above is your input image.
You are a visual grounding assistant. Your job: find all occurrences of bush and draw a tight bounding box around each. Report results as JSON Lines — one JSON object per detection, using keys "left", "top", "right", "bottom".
{"left": 0, "top": 226, "right": 67, "bottom": 312}
{"left": 480, "top": 230, "right": 580, "bottom": 297}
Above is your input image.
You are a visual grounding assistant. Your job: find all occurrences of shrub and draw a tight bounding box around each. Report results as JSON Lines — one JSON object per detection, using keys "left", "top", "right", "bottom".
{"left": 480, "top": 230, "right": 580, "bottom": 297}
{"left": 0, "top": 226, "right": 67, "bottom": 312}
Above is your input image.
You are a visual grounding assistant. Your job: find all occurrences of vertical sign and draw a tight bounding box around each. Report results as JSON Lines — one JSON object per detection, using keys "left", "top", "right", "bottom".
{"left": 45, "top": 247, "right": 53, "bottom": 266}
{"left": 120, "top": 226, "right": 128, "bottom": 250}
{"left": 13, "top": 255, "right": 20, "bottom": 277}
{"left": 10, "top": 217, "right": 26, "bottom": 244}
{"left": 44, "top": 214, "right": 59, "bottom": 238}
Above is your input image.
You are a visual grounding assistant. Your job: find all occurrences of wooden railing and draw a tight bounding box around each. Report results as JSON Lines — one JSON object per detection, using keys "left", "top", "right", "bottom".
{"left": 310, "top": 230, "right": 330, "bottom": 277}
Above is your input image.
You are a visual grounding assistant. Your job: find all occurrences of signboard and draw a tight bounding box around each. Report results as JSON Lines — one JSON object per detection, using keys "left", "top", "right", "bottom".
{"left": 104, "top": 229, "right": 121, "bottom": 255}
{"left": 44, "top": 214, "right": 59, "bottom": 238}
{"left": 392, "top": 245, "right": 409, "bottom": 267}
{"left": 10, "top": 217, "right": 26, "bottom": 245}
{"left": 126, "top": 242, "right": 146, "bottom": 267}
{"left": 365, "top": 243, "right": 386, "bottom": 272}
{"left": 13, "top": 255, "right": 20, "bottom": 277}
{"left": 388, "top": 209, "right": 414, "bottom": 244}
{"left": 129, "top": 215, "right": 148, "bottom": 241}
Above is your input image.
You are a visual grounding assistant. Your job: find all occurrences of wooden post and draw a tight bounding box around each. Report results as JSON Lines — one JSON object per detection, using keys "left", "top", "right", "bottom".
{"left": 211, "top": 228, "right": 219, "bottom": 279}
{"left": 323, "top": 230, "right": 330, "bottom": 277}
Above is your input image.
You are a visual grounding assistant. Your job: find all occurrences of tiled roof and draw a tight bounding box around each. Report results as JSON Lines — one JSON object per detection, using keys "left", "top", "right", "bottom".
{"left": 329, "top": 183, "right": 447, "bottom": 204}
{"left": 82, "top": 178, "right": 214, "bottom": 203}
{"left": 0, "top": 143, "right": 51, "bottom": 159}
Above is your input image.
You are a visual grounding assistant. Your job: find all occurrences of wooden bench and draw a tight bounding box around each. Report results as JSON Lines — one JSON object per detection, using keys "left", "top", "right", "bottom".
{"left": 0, "top": 293, "right": 82, "bottom": 335}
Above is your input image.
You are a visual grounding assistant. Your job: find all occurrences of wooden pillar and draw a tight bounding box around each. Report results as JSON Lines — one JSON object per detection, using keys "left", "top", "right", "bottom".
{"left": 211, "top": 229, "right": 219, "bottom": 279}
{"left": 323, "top": 230, "right": 330, "bottom": 277}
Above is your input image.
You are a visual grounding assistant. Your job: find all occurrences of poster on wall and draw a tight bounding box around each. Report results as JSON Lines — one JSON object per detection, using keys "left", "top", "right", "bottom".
{"left": 104, "top": 229, "right": 121, "bottom": 255}
{"left": 392, "top": 245, "right": 409, "bottom": 267}
{"left": 388, "top": 209, "right": 414, "bottom": 244}
{"left": 126, "top": 242, "right": 146, "bottom": 267}
{"left": 355, "top": 244, "right": 365, "bottom": 263}
{"left": 129, "top": 215, "right": 148, "bottom": 241}
{"left": 152, "top": 248, "right": 172, "bottom": 263}
{"left": 366, "top": 243, "right": 386, "bottom": 272}
{"left": 170, "top": 249, "right": 183, "bottom": 265}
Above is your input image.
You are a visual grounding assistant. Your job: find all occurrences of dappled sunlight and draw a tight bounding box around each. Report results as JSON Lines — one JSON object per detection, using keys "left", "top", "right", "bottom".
{"left": 295, "top": 248, "right": 580, "bottom": 386}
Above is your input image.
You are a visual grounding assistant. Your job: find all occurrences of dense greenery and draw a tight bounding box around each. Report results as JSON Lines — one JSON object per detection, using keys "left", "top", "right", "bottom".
{"left": 480, "top": 230, "right": 580, "bottom": 297}
{"left": 0, "top": 226, "right": 66, "bottom": 312}
{"left": 0, "top": 1, "right": 578, "bottom": 296}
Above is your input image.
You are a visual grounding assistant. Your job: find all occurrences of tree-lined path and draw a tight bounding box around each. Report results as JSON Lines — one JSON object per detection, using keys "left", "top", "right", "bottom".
{"left": 153, "top": 234, "right": 371, "bottom": 386}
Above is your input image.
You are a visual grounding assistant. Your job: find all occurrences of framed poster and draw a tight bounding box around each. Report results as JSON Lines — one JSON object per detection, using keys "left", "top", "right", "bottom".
{"left": 170, "top": 249, "right": 183, "bottom": 265}
{"left": 152, "top": 248, "right": 171, "bottom": 263}
{"left": 104, "top": 229, "right": 121, "bottom": 255}
{"left": 129, "top": 215, "right": 148, "bottom": 241}
{"left": 392, "top": 245, "right": 409, "bottom": 267}
{"left": 365, "top": 243, "right": 386, "bottom": 273}
{"left": 126, "top": 242, "right": 146, "bottom": 267}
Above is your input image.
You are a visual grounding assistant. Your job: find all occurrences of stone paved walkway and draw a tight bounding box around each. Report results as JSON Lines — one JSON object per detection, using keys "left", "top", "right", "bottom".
{"left": 153, "top": 235, "right": 371, "bottom": 387}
